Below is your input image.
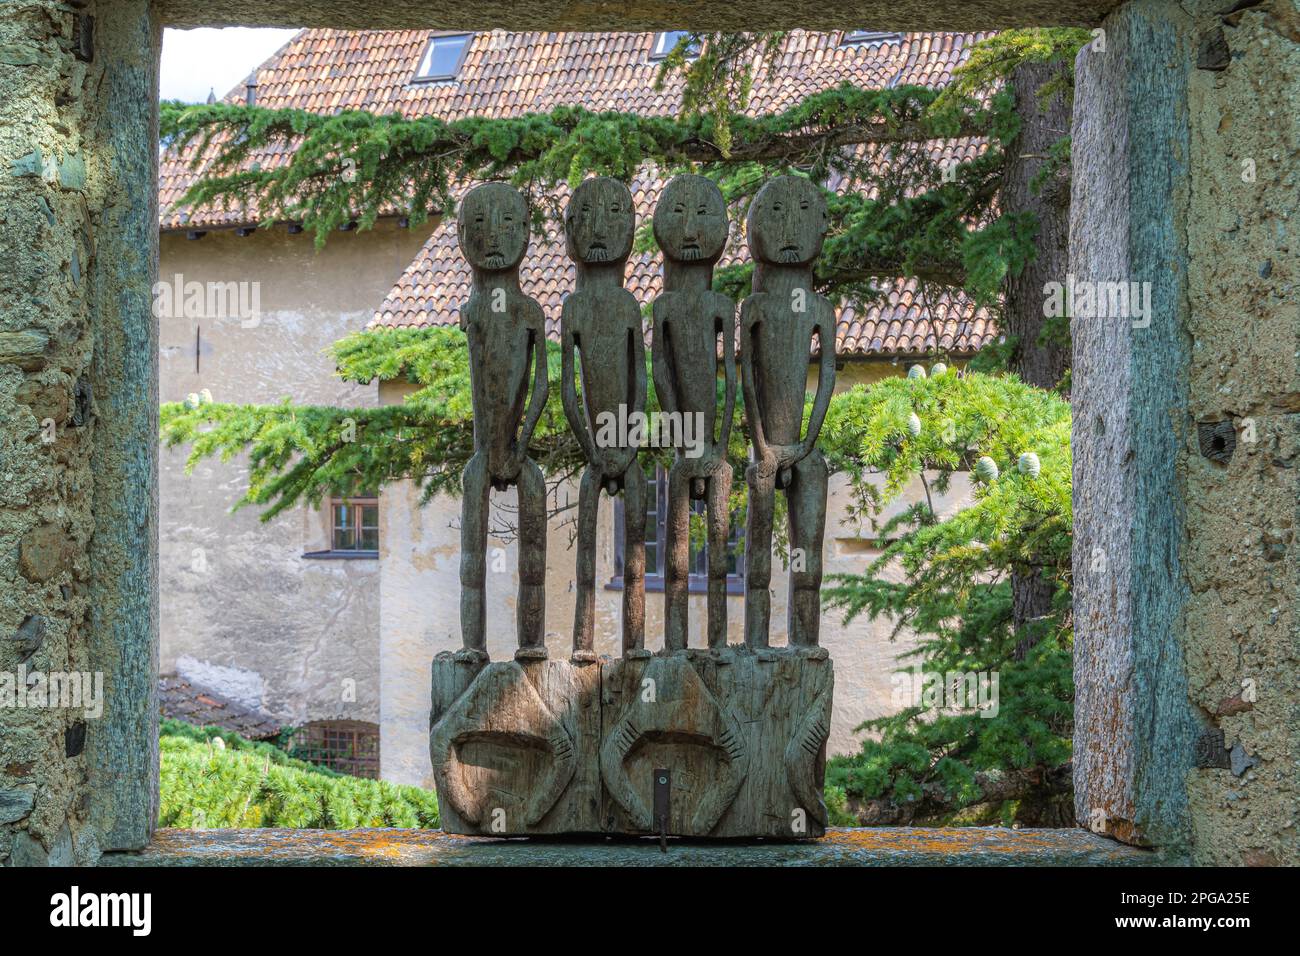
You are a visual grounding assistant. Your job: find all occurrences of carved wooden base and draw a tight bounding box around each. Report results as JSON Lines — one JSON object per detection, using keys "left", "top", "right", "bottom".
{"left": 430, "top": 646, "right": 832, "bottom": 838}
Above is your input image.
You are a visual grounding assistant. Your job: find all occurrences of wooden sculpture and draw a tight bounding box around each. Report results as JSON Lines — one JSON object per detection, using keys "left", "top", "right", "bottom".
{"left": 651, "top": 174, "right": 737, "bottom": 651}
{"left": 740, "top": 175, "right": 836, "bottom": 651}
{"left": 454, "top": 182, "right": 550, "bottom": 662}
{"left": 560, "top": 176, "right": 648, "bottom": 662}
{"left": 429, "top": 176, "right": 834, "bottom": 841}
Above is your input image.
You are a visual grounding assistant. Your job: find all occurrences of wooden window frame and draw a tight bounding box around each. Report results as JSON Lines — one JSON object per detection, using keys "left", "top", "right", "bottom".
{"left": 303, "top": 495, "right": 379, "bottom": 558}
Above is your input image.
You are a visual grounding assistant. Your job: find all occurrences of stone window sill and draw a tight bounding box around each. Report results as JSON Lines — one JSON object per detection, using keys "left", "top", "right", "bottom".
{"left": 105, "top": 827, "right": 1162, "bottom": 867}
{"left": 301, "top": 550, "right": 379, "bottom": 560}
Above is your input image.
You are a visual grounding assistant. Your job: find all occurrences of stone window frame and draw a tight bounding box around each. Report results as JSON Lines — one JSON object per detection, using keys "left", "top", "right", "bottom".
{"left": 28, "top": 0, "right": 1226, "bottom": 864}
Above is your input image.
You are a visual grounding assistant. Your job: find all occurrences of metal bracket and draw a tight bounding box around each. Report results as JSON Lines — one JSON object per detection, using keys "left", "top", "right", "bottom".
{"left": 653, "top": 768, "right": 670, "bottom": 852}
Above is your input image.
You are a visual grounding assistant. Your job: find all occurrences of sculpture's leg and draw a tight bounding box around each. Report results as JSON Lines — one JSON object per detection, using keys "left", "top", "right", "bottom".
{"left": 663, "top": 460, "right": 692, "bottom": 652}
{"left": 571, "top": 464, "right": 602, "bottom": 661}
{"left": 621, "top": 463, "right": 647, "bottom": 657}
{"left": 705, "top": 460, "right": 733, "bottom": 650}
{"left": 786, "top": 450, "right": 827, "bottom": 648}
{"left": 459, "top": 451, "right": 491, "bottom": 659}
{"left": 515, "top": 457, "right": 549, "bottom": 660}
{"left": 744, "top": 460, "right": 777, "bottom": 648}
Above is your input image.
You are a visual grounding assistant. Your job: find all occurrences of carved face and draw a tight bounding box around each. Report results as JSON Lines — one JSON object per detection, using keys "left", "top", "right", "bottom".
{"left": 745, "top": 176, "right": 829, "bottom": 266}
{"left": 457, "top": 182, "right": 529, "bottom": 272}
{"left": 654, "top": 174, "right": 728, "bottom": 265}
{"left": 564, "top": 177, "right": 635, "bottom": 265}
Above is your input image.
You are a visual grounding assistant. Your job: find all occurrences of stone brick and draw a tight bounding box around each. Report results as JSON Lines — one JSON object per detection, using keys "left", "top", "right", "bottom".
{"left": 19, "top": 523, "right": 75, "bottom": 583}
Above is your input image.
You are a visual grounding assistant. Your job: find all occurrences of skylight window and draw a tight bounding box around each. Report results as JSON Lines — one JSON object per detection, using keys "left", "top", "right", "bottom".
{"left": 414, "top": 33, "right": 472, "bottom": 82}
{"left": 841, "top": 31, "right": 904, "bottom": 46}
{"left": 650, "top": 32, "right": 700, "bottom": 61}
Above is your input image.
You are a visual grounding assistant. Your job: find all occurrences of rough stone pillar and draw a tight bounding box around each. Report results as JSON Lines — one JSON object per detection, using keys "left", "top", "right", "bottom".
{"left": 0, "top": 0, "right": 159, "bottom": 865}
{"left": 1073, "top": 0, "right": 1298, "bottom": 864}
{"left": 1179, "top": 0, "right": 1298, "bottom": 867}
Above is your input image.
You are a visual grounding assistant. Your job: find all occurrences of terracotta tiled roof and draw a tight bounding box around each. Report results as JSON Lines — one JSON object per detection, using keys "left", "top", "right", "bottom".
{"left": 158, "top": 674, "right": 283, "bottom": 740}
{"left": 371, "top": 170, "right": 994, "bottom": 357}
{"left": 160, "top": 29, "right": 998, "bottom": 357}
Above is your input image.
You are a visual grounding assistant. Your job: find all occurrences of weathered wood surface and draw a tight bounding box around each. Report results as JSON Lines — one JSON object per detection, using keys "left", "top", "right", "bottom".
{"left": 430, "top": 654, "right": 602, "bottom": 835}
{"left": 431, "top": 176, "right": 835, "bottom": 838}
{"left": 651, "top": 174, "right": 737, "bottom": 651}
{"left": 601, "top": 648, "right": 832, "bottom": 838}
{"left": 456, "top": 183, "right": 550, "bottom": 661}
{"left": 561, "top": 176, "right": 647, "bottom": 660}
{"left": 740, "top": 176, "right": 837, "bottom": 649}
{"left": 431, "top": 649, "right": 832, "bottom": 838}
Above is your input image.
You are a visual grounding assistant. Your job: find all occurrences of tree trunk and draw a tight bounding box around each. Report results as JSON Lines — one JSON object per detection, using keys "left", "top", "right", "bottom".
{"left": 847, "top": 763, "right": 1074, "bottom": 826}
{"left": 1002, "top": 60, "right": 1073, "bottom": 393}
{"left": 1002, "top": 61, "right": 1073, "bottom": 644}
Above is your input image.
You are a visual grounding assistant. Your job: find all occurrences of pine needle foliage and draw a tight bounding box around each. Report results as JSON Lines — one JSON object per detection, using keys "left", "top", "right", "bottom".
{"left": 158, "top": 720, "right": 439, "bottom": 828}
{"left": 819, "top": 372, "right": 1073, "bottom": 820}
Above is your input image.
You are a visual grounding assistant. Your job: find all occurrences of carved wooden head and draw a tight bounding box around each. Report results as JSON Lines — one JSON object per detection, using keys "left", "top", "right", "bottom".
{"left": 654, "top": 174, "right": 728, "bottom": 265}
{"left": 564, "top": 177, "right": 635, "bottom": 266}
{"left": 457, "top": 182, "right": 529, "bottom": 273}
{"left": 744, "top": 175, "right": 829, "bottom": 267}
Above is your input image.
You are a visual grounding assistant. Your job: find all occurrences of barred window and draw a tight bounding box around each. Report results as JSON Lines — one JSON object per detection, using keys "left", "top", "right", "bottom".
{"left": 288, "top": 720, "right": 380, "bottom": 779}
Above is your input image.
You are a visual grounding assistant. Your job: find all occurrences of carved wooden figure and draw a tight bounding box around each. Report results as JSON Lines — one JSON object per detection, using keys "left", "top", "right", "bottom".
{"left": 430, "top": 178, "right": 835, "bottom": 840}
{"left": 651, "top": 174, "right": 737, "bottom": 651}
{"left": 740, "top": 175, "right": 836, "bottom": 650}
{"left": 560, "top": 177, "right": 648, "bottom": 661}
{"left": 456, "top": 182, "right": 550, "bottom": 661}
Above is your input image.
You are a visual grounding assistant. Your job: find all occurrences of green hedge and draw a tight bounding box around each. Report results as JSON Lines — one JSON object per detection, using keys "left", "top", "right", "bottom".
{"left": 158, "top": 720, "right": 439, "bottom": 829}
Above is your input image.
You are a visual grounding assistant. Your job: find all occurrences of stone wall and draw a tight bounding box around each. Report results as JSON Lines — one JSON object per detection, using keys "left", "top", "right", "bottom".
{"left": 1072, "top": 0, "right": 1298, "bottom": 864}
{"left": 1180, "top": 0, "right": 1299, "bottom": 866}
{"left": 1, "top": 0, "right": 157, "bottom": 864}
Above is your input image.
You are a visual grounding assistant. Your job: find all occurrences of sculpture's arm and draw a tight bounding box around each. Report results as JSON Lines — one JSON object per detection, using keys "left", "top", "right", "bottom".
{"left": 651, "top": 301, "right": 678, "bottom": 418}
{"left": 631, "top": 307, "right": 649, "bottom": 418}
{"left": 738, "top": 297, "right": 770, "bottom": 462}
{"left": 516, "top": 306, "right": 550, "bottom": 459}
{"left": 626, "top": 309, "right": 649, "bottom": 474}
{"left": 797, "top": 300, "right": 837, "bottom": 461}
{"left": 717, "top": 299, "right": 737, "bottom": 454}
{"left": 561, "top": 310, "right": 599, "bottom": 465}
